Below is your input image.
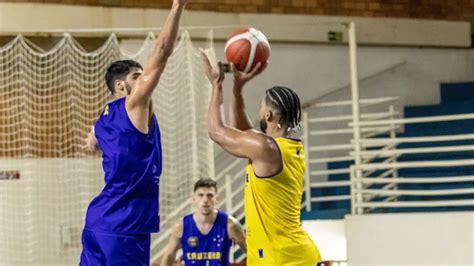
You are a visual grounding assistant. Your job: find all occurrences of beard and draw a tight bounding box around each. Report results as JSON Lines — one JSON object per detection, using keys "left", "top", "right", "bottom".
{"left": 259, "top": 118, "right": 267, "bottom": 133}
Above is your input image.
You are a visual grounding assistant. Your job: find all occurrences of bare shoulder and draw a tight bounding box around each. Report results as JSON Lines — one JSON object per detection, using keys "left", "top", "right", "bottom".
{"left": 248, "top": 131, "right": 281, "bottom": 164}
{"left": 245, "top": 130, "right": 279, "bottom": 152}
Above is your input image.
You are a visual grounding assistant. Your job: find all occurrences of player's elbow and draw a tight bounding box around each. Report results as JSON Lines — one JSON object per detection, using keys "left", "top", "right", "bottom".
{"left": 208, "top": 129, "right": 221, "bottom": 143}
{"left": 208, "top": 127, "right": 226, "bottom": 144}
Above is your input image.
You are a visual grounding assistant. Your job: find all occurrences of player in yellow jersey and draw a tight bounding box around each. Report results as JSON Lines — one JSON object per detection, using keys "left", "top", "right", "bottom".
{"left": 200, "top": 52, "right": 321, "bottom": 265}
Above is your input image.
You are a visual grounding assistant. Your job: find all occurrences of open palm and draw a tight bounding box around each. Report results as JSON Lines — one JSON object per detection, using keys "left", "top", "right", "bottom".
{"left": 232, "top": 61, "right": 267, "bottom": 87}
{"left": 200, "top": 49, "right": 225, "bottom": 86}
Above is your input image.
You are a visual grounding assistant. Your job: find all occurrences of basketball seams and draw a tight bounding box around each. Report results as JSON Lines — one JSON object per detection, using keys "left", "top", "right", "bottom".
{"left": 244, "top": 36, "right": 260, "bottom": 73}
{"left": 255, "top": 30, "right": 271, "bottom": 62}
{"left": 224, "top": 31, "right": 254, "bottom": 51}
{"left": 225, "top": 28, "right": 270, "bottom": 72}
{"left": 228, "top": 40, "right": 250, "bottom": 71}
{"left": 225, "top": 30, "right": 254, "bottom": 71}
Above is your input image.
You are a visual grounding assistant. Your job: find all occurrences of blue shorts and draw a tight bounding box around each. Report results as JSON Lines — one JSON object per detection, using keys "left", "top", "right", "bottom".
{"left": 79, "top": 229, "right": 150, "bottom": 266}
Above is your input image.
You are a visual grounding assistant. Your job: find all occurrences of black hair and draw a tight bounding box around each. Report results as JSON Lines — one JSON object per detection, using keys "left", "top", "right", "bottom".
{"left": 264, "top": 86, "right": 302, "bottom": 132}
{"left": 193, "top": 178, "right": 218, "bottom": 192}
{"left": 105, "top": 60, "right": 142, "bottom": 94}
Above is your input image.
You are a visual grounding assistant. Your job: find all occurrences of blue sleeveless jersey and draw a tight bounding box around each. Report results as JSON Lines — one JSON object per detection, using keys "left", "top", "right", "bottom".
{"left": 84, "top": 97, "right": 162, "bottom": 234}
{"left": 181, "top": 210, "right": 232, "bottom": 266}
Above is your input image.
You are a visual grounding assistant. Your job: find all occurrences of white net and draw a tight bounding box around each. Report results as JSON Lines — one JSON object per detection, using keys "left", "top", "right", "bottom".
{"left": 0, "top": 32, "right": 214, "bottom": 265}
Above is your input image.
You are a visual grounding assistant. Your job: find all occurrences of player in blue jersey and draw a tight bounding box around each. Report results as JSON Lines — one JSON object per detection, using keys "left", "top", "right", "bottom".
{"left": 79, "top": 0, "right": 189, "bottom": 265}
{"left": 161, "top": 178, "right": 246, "bottom": 266}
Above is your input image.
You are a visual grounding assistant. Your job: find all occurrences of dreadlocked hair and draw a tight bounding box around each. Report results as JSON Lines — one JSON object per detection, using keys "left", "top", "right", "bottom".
{"left": 264, "top": 86, "right": 302, "bottom": 133}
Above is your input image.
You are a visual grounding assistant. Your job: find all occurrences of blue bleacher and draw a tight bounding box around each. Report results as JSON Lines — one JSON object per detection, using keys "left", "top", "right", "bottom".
{"left": 303, "top": 81, "right": 474, "bottom": 220}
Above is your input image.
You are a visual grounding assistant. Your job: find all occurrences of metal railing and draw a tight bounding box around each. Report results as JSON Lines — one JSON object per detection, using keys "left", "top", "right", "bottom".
{"left": 303, "top": 96, "right": 400, "bottom": 213}
{"left": 350, "top": 113, "right": 474, "bottom": 214}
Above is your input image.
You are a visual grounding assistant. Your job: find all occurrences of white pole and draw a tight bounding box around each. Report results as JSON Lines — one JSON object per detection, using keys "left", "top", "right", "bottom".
{"left": 225, "top": 174, "right": 232, "bottom": 213}
{"left": 389, "top": 105, "right": 399, "bottom": 199}
{"left": 303, "top": 111, "right": 312, "bottom": 212}
{"left": 348, "top": 22, "right": 363, "bottom": 215}
{"left": 207, "top": 30, "right": 216, "bottom": 181}
{"left": 208, "top": 142, "right": 216, "bottom": 179}
{"left": 225, "top": 173, "right": 234, "bottom": 263}
{"left": 184, "top": 34, "right": 200, "bottom": 182}
{"left": 350, "top": 165, "right": 356, "bottom": 214}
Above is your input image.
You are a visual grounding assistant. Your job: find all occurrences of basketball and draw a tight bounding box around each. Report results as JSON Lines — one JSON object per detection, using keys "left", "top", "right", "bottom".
{"left": 224, "top": 28, "right": 271, "bottom": 73}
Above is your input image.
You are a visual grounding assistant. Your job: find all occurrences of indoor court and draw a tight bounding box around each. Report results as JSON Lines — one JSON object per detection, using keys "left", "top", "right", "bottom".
{"left": 0, "top": 1, "right": 473, "bottom": 266}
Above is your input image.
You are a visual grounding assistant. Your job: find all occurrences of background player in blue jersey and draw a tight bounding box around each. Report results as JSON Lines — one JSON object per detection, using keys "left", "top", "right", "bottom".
{"left": 161, "top": 178, "right": 246, "bottom": 266}
{"left": 80, "top": 0, "right": 189, "bottom": 265}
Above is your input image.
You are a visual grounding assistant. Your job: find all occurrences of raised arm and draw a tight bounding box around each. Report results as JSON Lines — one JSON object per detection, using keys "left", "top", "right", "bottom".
{"left": 201, "top": 50, "right": 271, "bottom": 161}
{"left": 127, "top": 0, "right": 188, "bottom": 109}
{"left": 227, "top": 215, "right": 246, "bottom": 254}
{"left": 160, "top": 219, "right": 183, "bottom": 266}
{"left": 229, "top": 63, "right": 264, "bottom": 131}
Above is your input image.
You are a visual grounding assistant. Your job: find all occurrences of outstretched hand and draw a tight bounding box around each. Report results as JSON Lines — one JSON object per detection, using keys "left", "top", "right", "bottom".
{"left": 231, "top": 61, "right": 268, "bottom": 88}
{"left": 200, "top": 48, "right": 225, "bottom": 86}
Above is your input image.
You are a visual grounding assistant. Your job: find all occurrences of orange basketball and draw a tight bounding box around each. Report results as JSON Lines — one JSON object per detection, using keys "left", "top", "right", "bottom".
{"left": 224, "top": 28, "right": 270, "bottom": 73}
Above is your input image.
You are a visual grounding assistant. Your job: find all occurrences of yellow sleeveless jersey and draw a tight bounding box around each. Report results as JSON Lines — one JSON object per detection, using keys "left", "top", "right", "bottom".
{"left": 244, "top": 137, "right": 321, "bottom": 265}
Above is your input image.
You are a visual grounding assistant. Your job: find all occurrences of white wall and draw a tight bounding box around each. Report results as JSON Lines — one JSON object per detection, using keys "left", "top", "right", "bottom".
{"left": 302, "top": 213, "right": 474, "bottom": 265}
{"left": 302, "top": 219, "right": 347, "bottom": 261}
{"left": 345, "top": 212, "right": 474, "bottom": 266}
